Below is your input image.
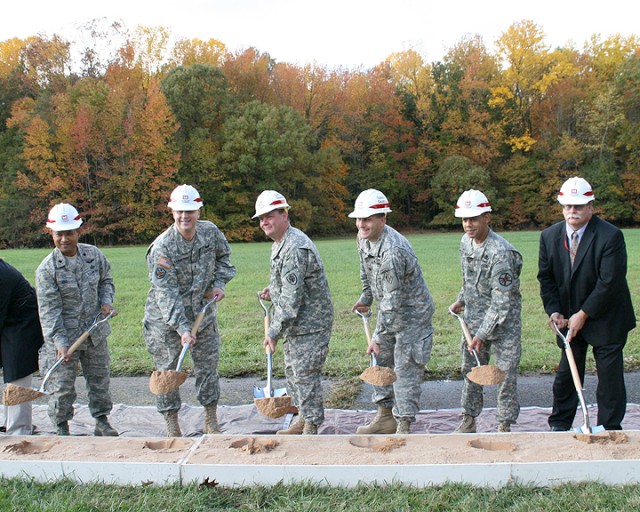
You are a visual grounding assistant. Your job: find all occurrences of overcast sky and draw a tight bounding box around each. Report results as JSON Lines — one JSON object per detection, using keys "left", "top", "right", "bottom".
{"left": 2, "top": 0, "right": 637, "bottom": 68}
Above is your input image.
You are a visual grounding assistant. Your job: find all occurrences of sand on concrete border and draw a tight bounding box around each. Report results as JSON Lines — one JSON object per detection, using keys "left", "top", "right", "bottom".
{"left": 2, "top": 431, "right": 635, "bottom": 466}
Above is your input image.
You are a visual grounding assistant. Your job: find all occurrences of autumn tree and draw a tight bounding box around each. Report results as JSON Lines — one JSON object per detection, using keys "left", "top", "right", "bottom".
{"left": 161, "top": 64, "right": 233, "bottom": 187}
{"left": 169, "top": 37, "right": 227, "bottom": 68}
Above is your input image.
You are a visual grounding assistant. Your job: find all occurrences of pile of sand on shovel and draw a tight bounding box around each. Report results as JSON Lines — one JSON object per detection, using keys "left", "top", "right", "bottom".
{"left": 149, "top": 371, "right": 188, "bottom": 395}
{"left": 360, "top": 366, "right": 397, "bottom": 386}
{"left": 2, "top": 383, "right": 43, "bottom": 406}
{"left": 467, "top": 365, "right": 505, "bottom": 386}
{"left": 254, "top": 396, "right": 292, "bottom": 418}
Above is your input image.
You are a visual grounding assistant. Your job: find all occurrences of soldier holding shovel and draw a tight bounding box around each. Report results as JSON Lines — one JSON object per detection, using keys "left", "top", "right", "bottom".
{"left": 253, "top": 190, "right": 333, "bottom": 435}
{"left": 449, "top": 190, "right": 523, "bottom": 434}
{"left": 36, "top": 203, "right": 118, "bottom": 436}
{"left": 349, "top": 189, "right": 435, "bottom": 435}
{"left": 144, "top": 185, "right": 236, "bottom": 437}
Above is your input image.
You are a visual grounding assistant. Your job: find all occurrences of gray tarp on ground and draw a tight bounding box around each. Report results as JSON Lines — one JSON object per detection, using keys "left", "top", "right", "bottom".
{"left": 4, "top": 403, "right": 639, "bottom": 437}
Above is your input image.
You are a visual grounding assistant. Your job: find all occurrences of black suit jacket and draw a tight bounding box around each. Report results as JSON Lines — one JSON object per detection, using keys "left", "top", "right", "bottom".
{"left": 538, "top": 216, "right": 636, "bottom": 347}
{"left": 0, "top": 259, "right": 44, "bottom": 382}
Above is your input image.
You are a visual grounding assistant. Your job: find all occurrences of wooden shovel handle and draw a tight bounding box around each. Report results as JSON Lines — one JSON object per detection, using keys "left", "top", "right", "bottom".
{"left": 458, "top": 317, "right": 475, "bottom": 347}
{"left": 191, "top": 311, "right": 206, "bottom": 336}
{"left": 67, "top": 330, "right": 91, "bottom": 356}
{"left": 362, "top": 316, "right": 373, "bottom": 345}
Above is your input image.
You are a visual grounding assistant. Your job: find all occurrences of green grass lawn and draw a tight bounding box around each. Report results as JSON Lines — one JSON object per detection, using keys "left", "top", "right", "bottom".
{"left": 2, "top": 229, "right": 639, "bottom": 382}
{"left": 1, "top": 479, "right": 640, "bottom": 510}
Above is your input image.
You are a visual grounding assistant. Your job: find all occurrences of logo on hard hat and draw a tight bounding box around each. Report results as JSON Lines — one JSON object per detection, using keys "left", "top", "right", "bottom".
{"left": 61, "top": 214, "right": 69, "bottom": 222}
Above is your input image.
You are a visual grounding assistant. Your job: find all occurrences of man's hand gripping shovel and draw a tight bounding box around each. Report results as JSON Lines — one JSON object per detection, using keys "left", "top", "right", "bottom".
{"left": 253, "top": 293, "right": 291, "bottom": 418}
{"left": 3, "top": 311, "right": 115, "bottom": 406}
{"left": 551, "top": 322, "right": 605, "bottom": 434}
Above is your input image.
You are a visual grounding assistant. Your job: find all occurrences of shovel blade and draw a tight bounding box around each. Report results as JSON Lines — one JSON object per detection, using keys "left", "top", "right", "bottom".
{"left": 574, "top": 424, "right": 606, "bottom": 434}
{"left": 253, "top": 385, "right": 287, "bottom": 398}
{"left": 2, "top": 383, "right": 46, "bottom": 406}
{"left": 149, "top": 370, "right": 188, "bottom": 395}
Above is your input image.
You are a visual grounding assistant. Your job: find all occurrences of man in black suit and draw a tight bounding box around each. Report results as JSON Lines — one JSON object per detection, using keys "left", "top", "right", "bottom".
{"left": 538, "top": 176, "right": 636, "bottom": 431}
{"left": 1, "top": 259, "right": 44, "bottom": 435}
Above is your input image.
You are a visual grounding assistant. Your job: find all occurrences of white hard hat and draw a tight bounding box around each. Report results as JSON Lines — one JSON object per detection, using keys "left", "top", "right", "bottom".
{"left": 46, "top": 203, "right": 83, "bottom": 231}
{"left": 168, "top": 184, "right": 203, "bottom": 211}
{"left": 557, "top": 177, "right": 595, "bottom": 205}
{"left": 454, "top": 189, "right": 492, "bottom": 218}
{"left": 348, "top": 189, "right": 392, "bottom": 218}
{"left": 252, "top": 190, "right": 290, "bottom": 219}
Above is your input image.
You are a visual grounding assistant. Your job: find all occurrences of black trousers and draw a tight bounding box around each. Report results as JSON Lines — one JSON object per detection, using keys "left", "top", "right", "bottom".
{"left": 548, "top": 334, "right": 627, "bottom": 430}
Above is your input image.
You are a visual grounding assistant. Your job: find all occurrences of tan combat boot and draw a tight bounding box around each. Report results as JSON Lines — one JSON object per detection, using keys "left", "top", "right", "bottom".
{"left": 498, "top": 422, "right": 511, "bottom": 433}
{"left": 302, "top": 422, "right": 318, "bottom": 435}
{"left": 204, "top": 403, "right": 221, "bottom": 434}
{"left": 277, "top": 417, "right": 305, "bottom": 435}
{"left": 453, "top": 414, "right": 476, "bottom": 433}
{"left": 356, "top": 406, "right": 397, "bottom": 434}
{"left": 396, "top": 418, "right": 411, "bottom": 435}
{"left": 163, "top": 410, "right": 182, "bottom": 437}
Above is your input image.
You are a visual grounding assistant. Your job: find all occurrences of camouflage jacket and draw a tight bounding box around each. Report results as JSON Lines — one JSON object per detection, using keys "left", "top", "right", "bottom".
{"left": 456, "top": 229, "right": 522, "bottom": 341}
{"left": 36, "top": 244, "right": 115, "bottom": 349}
{"left": 358, "top": 225, "right": 434, "bottom": 333}
{"left": 145, "top": 221, "right": 236, "bottom": 336}
{"left": 268, "top": 226, "right": 333, "bottom": 339}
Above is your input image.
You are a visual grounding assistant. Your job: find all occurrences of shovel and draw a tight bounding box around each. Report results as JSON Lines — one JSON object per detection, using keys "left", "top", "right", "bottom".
{"left": 3, "top": 311, "right": 114, "bottom": 406}
{"left": 355, "top": 309, "right": 397, "bottom": 386}
{"left": 149, "top": 296, "right": 217, "bottom": 395}
{"left": 448, "top": 307, "right": 506, "bottom": 386}
{"left": 254, "top": 293, "right": 291, "bottom": 418}
{"left": 552, "top": 322, "right": 605, "bottom": 434}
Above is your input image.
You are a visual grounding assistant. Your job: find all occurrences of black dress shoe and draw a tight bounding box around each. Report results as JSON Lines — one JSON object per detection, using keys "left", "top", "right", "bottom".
{"left": 549, "top": 426, "right": 570, "bottom": 432}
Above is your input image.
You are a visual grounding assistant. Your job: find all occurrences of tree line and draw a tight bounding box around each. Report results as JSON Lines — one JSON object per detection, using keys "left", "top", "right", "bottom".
{"left": 0, "top": 19, "right": 638, "bottom": 247}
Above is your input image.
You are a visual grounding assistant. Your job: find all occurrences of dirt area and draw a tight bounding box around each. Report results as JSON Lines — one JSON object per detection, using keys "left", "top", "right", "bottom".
{"left": 0, "top": 431, "right": 636, "bottom": 466}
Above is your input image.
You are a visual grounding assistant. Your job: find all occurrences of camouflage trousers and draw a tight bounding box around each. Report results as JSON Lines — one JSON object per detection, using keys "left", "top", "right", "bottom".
{"left": 144, "top": 320, "right": 220, "bottom": 413}
{"left": 38, "top": 337, "right": 113, "bottom": 425}
{"left": 371, "top": 322, "right": 433, "bottom": 422}
{"left": 459, "top": 327, "right": 521, "bottom": 423}
{"left": 282, "top": 329, "right": 330, "bottom": 426}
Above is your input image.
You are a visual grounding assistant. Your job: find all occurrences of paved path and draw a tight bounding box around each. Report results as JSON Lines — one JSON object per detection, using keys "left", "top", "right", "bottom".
{"left": 28, "top": 371, "right": 640, "bottom": 410}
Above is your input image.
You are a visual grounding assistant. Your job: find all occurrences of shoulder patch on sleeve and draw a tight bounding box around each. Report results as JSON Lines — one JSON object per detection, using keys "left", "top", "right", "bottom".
{"left": 155, "top": 267, "right": 168, "bottom": 280}
{"left": 498, "top": 272, "right": 513, "bottom": 288}
{"left": 285, "top": 272, "right": 298, "bottom": 286}
{"left": 157, "top": 257, "right": 172, "bottom": 269}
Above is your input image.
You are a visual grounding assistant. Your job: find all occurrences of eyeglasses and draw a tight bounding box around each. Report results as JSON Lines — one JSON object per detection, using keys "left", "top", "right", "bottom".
{"left": 563, "top": 204, "right": 588, "bottom": 211}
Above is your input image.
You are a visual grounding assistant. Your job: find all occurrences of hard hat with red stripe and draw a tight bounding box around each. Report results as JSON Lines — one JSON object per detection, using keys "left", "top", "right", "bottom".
{"left": 454, "top": 189, "right": 492, "bottom": 218}
{"left": 252, "top": 190, "right": 291, "bottom": 218}
{"left": 557, "top": 176, "right": 595, "bottom": 205}
{"left": 46, "top": 203, "right": 83, "bottom": 231}
{"left": 168, "top": 184, "right": 203, "bottom": 211}
{"left": 348, "top": 189, "right": 392, "bottom": 218}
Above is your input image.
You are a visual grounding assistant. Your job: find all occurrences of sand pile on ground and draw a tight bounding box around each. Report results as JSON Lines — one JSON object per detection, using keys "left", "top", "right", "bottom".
{"left": 348, "top": 436, "right": 406, "bottom": 453}
{"left": 230, "top": 438, "right": 280, "bottom": 454}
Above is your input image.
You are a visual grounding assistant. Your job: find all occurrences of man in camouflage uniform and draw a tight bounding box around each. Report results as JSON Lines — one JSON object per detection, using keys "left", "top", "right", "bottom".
{"left": 349, "top": 189, "right": 435, "bottom": 435}
{"left": 253, "top": 190, "right": 333, "bottom": 435}
{"left": 144, "top": 184, "right": 236, "bottom": 437}
{"left": 449, "top": 189, "right": 522, "bottom": 433}
{"left": 36, "top": 203, "right": 118, "bottom": 436}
